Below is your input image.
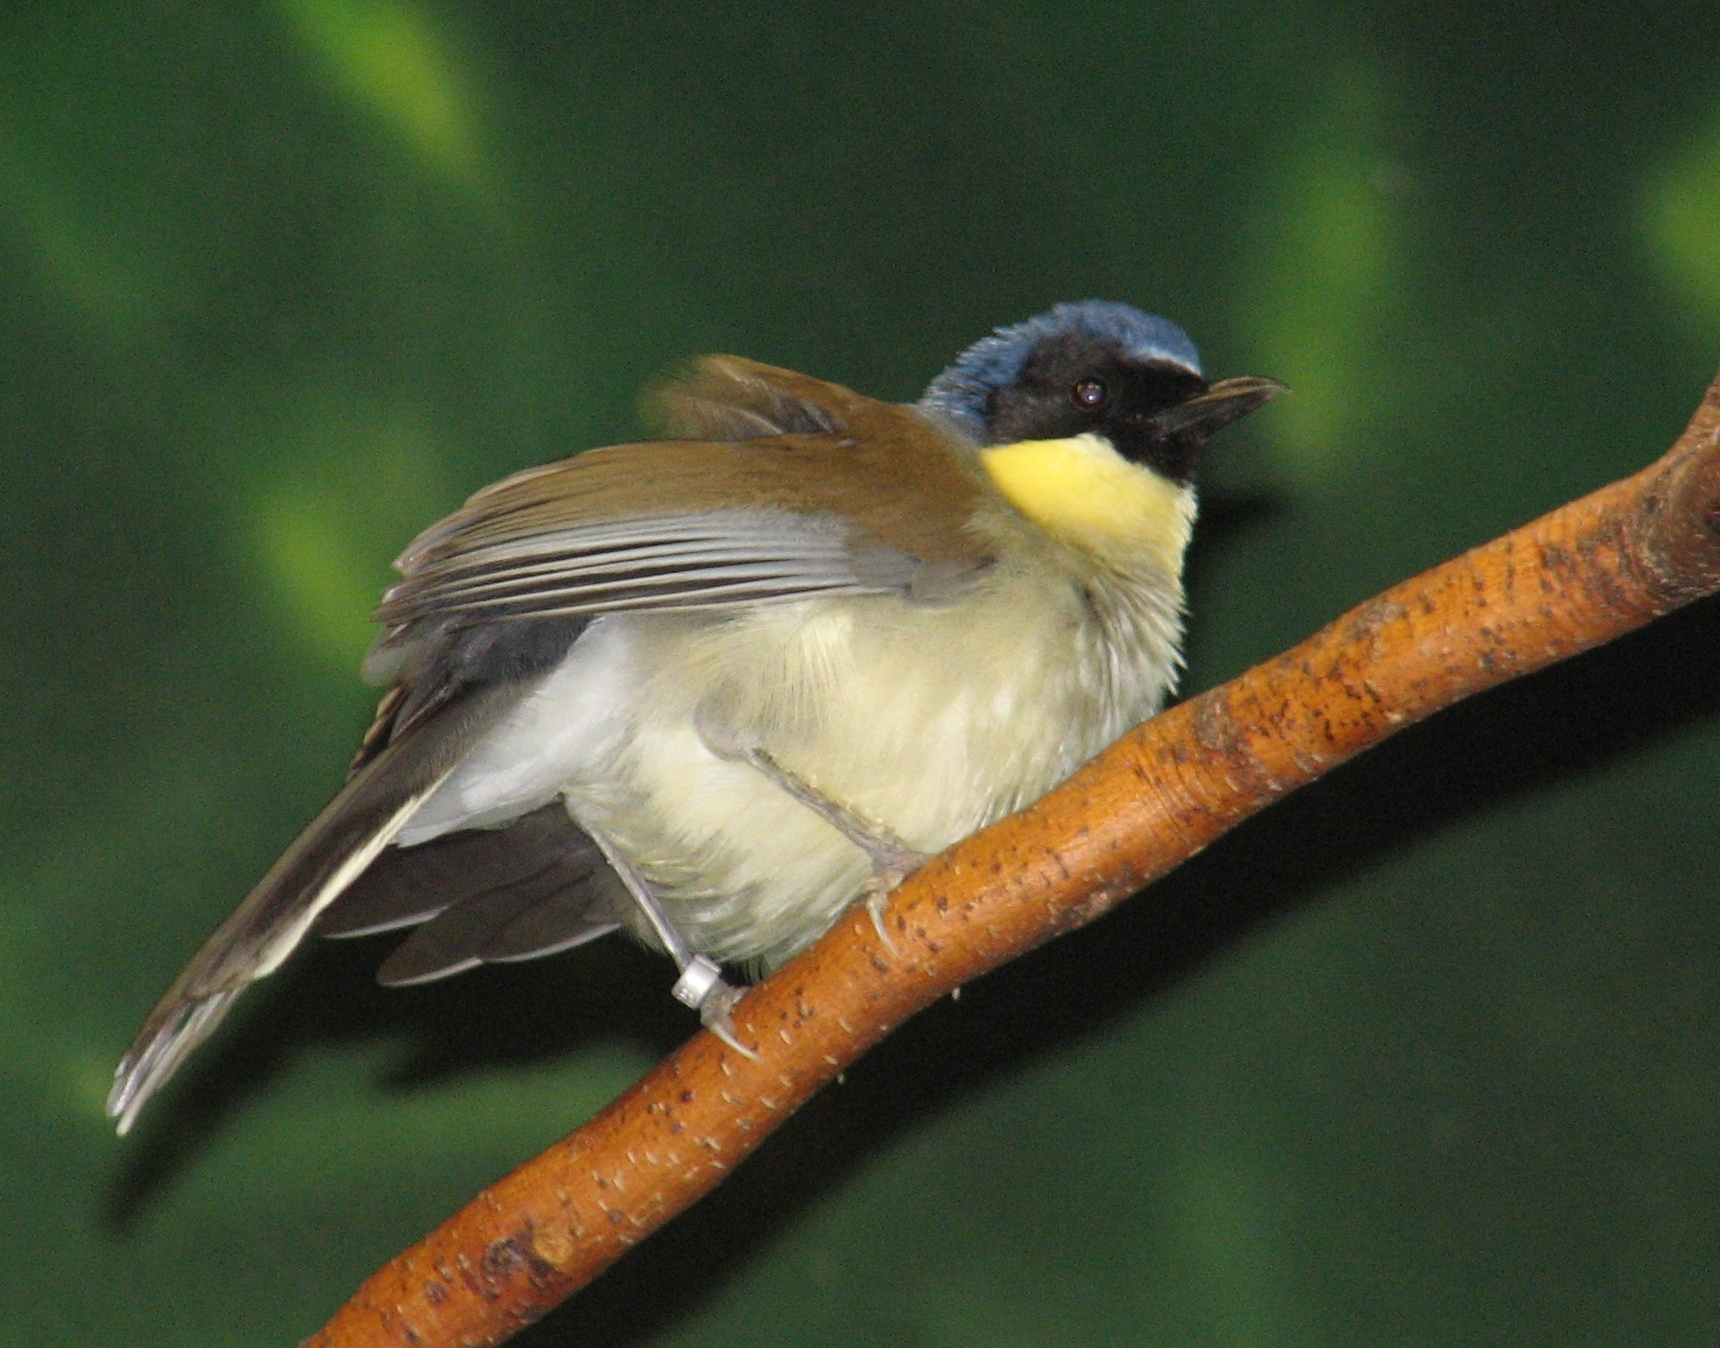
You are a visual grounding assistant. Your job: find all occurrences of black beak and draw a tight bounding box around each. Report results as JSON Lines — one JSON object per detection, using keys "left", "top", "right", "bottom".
{"left": 1151, "top": 375, "right": 1287, "bottom": 449}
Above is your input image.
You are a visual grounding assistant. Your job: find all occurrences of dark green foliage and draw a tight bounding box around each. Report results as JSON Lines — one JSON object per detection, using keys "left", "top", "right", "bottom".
{"left": 2, "top": 2, "right": 1718, "bottom": 1342}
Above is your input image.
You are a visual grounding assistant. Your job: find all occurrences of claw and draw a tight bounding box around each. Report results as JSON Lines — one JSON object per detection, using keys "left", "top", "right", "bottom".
{"left": 698, "top": 977, "right": 761, "bottom": 1061}
{"left": 865, "top": 887, "right": 900, "bottom": 956}
{"left": 861, "top": 847, "right": 929, "bottom": 957}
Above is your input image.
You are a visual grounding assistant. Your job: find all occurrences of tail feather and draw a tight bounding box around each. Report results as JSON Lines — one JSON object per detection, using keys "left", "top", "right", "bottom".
{"left": 316, "top": 800, "right": 599, "bottom": 940}
{"left": 313, "top": 794, "right": 629, "bottom": 983}
{"left": 326, "top": 802, "right": 628, "bottom": 986}
{"left": 375, "top": 875, "right": 620, "bottom": 986}
{"left": 106, "top": 688, "right": 511, "bottom": 1134}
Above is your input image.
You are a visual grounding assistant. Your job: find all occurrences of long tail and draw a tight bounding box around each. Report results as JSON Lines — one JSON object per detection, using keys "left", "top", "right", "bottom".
{"left": 106, "top": 688, "right": 510, "bottom": 1134}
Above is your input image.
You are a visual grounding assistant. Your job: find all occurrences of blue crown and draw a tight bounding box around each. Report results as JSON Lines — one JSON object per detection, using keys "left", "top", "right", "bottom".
{"left": 920, "top": 300, "right": 1202, "bottom": 440}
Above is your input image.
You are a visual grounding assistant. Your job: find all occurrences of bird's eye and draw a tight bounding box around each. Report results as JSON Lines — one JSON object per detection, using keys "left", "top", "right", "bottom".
{"left": 1071, "top": 377, "right": 1108, "bottom": 410}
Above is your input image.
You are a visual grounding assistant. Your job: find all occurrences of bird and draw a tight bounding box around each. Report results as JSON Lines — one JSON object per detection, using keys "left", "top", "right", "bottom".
{"left": 107, "top": 300, "right": 1282, "bottom": 1133}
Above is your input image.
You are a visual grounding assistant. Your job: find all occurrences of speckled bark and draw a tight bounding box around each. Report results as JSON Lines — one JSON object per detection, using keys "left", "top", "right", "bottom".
{"left": 307, "top": 370, "right": 1720, "bottom": 1348}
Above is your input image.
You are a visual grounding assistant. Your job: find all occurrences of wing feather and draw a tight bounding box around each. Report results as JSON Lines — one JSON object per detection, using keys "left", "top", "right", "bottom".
{"left": 371, "top": 361, "right": 993, "bottom": 668}
{"left": 642, "top": 353, "right": 847, "bottom": 441}
{"left": 111, "top": 359, "right": 993, "bottom": 1132}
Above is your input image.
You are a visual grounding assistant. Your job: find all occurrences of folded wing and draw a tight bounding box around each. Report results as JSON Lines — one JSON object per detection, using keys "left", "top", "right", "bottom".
{"left": 109, "top": 359, "right": 994, "bottom": 1130}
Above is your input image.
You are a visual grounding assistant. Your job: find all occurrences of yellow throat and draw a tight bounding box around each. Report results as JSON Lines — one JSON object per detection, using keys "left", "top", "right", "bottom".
{"left": 978, "top": 432, "right": 1196, "bottom": 576}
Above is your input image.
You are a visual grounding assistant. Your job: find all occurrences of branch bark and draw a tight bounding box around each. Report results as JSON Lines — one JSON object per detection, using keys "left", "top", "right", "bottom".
{"left": 307, "top": 370, "right": 1720, "bottom": 1348}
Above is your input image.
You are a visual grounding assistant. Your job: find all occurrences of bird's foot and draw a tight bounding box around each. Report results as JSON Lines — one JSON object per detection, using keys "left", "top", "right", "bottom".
{"left": 674, "top": 956, "right": 759, "bottom": 1060}
{"left": 860, "top": 847, "right": 929, "bottom": 955}
{"left": 701, "top": 984, "right": 761, "bottom": 1061}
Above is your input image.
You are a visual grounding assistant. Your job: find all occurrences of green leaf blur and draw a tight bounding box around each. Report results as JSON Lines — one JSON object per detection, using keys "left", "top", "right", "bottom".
{"left": 1, "top": 3, "right": 1717, "bottom": 1344}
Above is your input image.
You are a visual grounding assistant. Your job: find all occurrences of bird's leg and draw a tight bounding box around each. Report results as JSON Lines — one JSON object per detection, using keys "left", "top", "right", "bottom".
{"left": 695, "top": 703, "right": 927, "bottom": 948}
{"left": 740, "top": 746, "right": 928, "bottom": 951}
{"left": 581, "top": 825, "right": 758, "bottom": 1059}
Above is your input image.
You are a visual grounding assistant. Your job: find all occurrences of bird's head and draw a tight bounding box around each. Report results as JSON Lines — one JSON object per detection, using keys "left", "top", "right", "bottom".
{"left": 921, "top": 300, "right": 1282, "bottom": 485}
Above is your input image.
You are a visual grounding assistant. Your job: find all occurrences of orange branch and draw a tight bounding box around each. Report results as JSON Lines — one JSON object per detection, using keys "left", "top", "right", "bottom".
{"left": 308, "top": 370, "right": 1720, "bottom": 1347}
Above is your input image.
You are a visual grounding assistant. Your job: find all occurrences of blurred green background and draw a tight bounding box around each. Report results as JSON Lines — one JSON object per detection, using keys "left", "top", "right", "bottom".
{"left": 3, "top": 2, "right": 1719, "bottom": 1344}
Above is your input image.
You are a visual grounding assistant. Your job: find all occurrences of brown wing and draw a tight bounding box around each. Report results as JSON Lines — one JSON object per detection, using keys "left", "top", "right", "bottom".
{"left": 383, "top": 358, "right": 990, "bottom": 620}
{"left": 641, "top": 353, "right": 849, "bottom": 440}
{"left": 357, "top": 359, "right": 994, "bottom": 754}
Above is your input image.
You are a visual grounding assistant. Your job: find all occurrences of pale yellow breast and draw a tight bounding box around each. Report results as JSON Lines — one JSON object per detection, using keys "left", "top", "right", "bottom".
{"left": 571, "top": 437, "right": 1199, "bottom": 968}
{"left": 587, "top": 553, "right": 1174, "bottom": 965}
